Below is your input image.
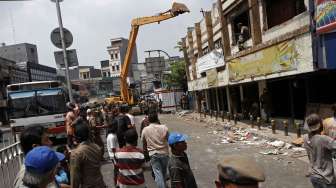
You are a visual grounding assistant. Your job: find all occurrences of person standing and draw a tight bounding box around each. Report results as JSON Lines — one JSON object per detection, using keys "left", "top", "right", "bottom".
{"left": 106, "top": 120, "right": 119, "bottom": 187}
{"left": 116, "top": 105, "right": 132, "bottom": 148}
{"left": 86, "top": 109, "right": 104, "bottom": 150}
{"left": 303, "top": 113, "right": 336, "bottom": 188}
{"left": 215, "top": 155, "right": 265, "bottom": 188}
{"left": 65, "top": 102, "right": 79, "bottom": 149}
{"left": 260, "top": 88, "right": 272, "bottom": 123}
{"left": 70, "top": 118, "right": 106, "bottom": 188}
{"left": 115, "top": 129, "right": 146, "bottom": 188}
{"left": 141, "top": 113, "right": 169, "bottom": 188}
{"left": 323, "top": 104, "right": 336, "bottom": 139}
{"left": 126, "top": 107, "right": 135, "bottom": 128}
{"left": 21, "top": 146, "right": 65, "bottom": 188}
{"left": 168, "top": 132, "right": 197, "bottom": 188}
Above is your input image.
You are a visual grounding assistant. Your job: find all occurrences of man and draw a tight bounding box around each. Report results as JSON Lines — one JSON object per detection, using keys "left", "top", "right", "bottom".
{"left": 215, "top": 155, "right": 265, "bottom": 188}
{"left": 168, "top": 132, "right": 197, "bottom": 188}
{"left": 237, "top": 23, "right": 249, "bottom": 51}
{"left": 303, "top": 114, "right": 336, "bottom": 187}
{"left": 126, "top": 106, "right": 135, "bottom": 128}
{"left": 14, "top": 126, "right": 53, "bottom": 188}
{"left": 141, "top": 113, "right": 169, "bottom": 188}
{"left": 116, "top": 105, "right": 132, "bottom": 148}
{"left": 86, "top": 109, "right": 104, "bottom": 150}
{"left": 115, "top": 128, "right": 146, "bottom": 188}
{"left": 21, "top": 146, "right": 65, "bottom": 188}
{"left": 70, "top": 118, "right": 106, "bottom": 188}
{"left": 323, "top": 104, "right": 336, "bottom": 139}
{"left": 65, "top": 102, "right": 79, "bottom": 148}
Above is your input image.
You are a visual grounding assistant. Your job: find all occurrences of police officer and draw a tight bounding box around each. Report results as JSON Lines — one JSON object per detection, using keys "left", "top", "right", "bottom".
{"left": 215, "top": 155, "right": 265, "bottom": 188}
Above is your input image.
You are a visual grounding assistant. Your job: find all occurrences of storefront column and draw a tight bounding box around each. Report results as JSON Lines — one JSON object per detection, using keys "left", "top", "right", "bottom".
{"left": 226, "top": 86, "right": 232, "bottom": 114}
{"left": 258, "top": 80, "right": 267, "bottom": 119}
{"left": 205, "top": 89, "right": 210, "bottom": 112}
{"left": 289, "top": 81, "right": 295, "bottom": 125}
{"left": 216, "top": 87, "right": 220, "bottom": 112}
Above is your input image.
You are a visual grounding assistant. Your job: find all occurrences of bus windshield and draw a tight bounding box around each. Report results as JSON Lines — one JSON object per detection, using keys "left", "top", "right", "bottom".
{"left": 8, "top": 88, "right": 67, "bottom": 119}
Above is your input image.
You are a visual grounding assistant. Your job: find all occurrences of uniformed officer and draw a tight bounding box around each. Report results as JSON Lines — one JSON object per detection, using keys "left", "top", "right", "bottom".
{"left": 215, "top": 155, "right": 265, "bottom": 188}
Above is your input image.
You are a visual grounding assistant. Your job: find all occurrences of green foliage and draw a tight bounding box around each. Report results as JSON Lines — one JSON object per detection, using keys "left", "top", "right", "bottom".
{"left": 163, "top": 60, "right": 187, "bottom": 91}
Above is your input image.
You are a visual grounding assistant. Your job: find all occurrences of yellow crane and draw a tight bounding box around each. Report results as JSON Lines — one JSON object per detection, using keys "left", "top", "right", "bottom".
{"left": 119, "top": 2, "right": 189, "bottom": 105}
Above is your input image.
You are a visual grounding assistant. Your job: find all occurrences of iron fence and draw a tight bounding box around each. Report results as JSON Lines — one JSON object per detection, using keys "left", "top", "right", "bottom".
{"left": 0, "top": 142, "right": 23, "bottom": 188}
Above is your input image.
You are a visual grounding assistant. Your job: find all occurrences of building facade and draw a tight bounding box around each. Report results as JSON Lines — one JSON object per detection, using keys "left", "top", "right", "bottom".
{"left": 0, "top": 43, "right": 39, "bottom": 64}
{"left": 182, "top": 0, "right": 336, "bottom": 125}
{"left": 17, "top": 62, "right": 57, "bottom": 82}
{"left": 107, "top": 37, "right": 138, "bottom": 79}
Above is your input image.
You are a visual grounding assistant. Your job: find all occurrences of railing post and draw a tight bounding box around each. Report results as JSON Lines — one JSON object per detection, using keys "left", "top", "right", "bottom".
{"left": 257, "top": 117, "right": 261, "bottom": 130}
{"left": 227, "top": 112, "right": 231, "bottom": 122}
{"left": 250, "top": 114, "right": 254, "bottom": 128}
{"left": 221, "top": 111, "right": 225, "bottom": 122}
{"left": 215, "top": 111, "right": 218, "bottom": 120}
{"left": 234, "top": 114, "right": 237, "bottom": 125}
{"left": 210, "top": 110, "right": 213, "bottom": 118}
{"left": 271, "top": 120, "right": 276, "bottom": 134}
{"left": 296, "top": 122, "right": 301, "bottom": 138}
{"left": 283, "top": 120, "right": 289, "bottom": 136}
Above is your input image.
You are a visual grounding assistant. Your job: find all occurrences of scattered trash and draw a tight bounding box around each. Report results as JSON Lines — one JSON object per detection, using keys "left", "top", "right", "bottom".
{"left": 259, "top": 149, "right": 283, "bottom": 155}
{"left": 269, "top": 140, "right": 285, "bottom": 148}
{"left": 292, "top": 137, "right": 304, "bottom": 146}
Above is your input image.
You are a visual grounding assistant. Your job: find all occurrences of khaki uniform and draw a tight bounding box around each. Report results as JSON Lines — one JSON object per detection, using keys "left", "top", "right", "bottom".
{"left": 70, "top": 142, "right": 106, "bottom": 188}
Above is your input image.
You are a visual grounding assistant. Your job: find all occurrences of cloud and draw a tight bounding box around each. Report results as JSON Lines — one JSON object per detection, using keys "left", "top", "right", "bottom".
{"left": 0, "top": 0, "right": 213, "bottom": 68}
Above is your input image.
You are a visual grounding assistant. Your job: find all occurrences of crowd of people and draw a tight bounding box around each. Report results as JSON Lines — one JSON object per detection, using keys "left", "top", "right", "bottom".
{"left": 16, "top": 101, "right": 336, "bottom": 188}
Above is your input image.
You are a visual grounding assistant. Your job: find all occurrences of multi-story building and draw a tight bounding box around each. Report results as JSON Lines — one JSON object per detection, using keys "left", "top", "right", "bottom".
{"left": 78, "top": 66, "right": 102, "bottom": 80}
{"left": 17, "top": 62, "right": 57, "bottom": 82}
{"left": 100, "top": 60, "right": 111, "bottom": 78}
{"left": 182, "top": 0, "right": 336, "bottom": 125}
{"left": 107, "top": 37, "right": 138, "bottom": 79}
{"left": 0, "top": 43, "right": 39, "bottom": 64}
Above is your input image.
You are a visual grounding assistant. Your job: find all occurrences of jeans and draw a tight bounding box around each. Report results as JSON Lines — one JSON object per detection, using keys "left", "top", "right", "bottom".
{"left": 310, "top": 177, "right": 336, "bottom": 188}
{"left": 150, "top": 153, "right": 169, "bottom": 188}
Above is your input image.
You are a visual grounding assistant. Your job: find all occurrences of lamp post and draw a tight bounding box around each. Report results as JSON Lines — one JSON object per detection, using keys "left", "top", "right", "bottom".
{"left": 51, "top": 0, "right": 73, "bottom": 102}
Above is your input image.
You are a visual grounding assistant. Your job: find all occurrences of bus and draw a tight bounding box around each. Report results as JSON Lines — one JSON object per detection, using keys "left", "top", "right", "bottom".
{"left": 7, "top": 81, "right": 68, "bottom": 141}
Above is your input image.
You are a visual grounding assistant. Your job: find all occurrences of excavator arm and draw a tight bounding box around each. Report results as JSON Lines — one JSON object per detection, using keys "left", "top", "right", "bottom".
{"left": 120, "top": 2, "right": 189, "bottom": 104}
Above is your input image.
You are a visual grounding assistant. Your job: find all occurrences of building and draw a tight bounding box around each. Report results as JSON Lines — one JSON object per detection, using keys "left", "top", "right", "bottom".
{"left": 0, "top": 43, "right": 39, "bottom": 64}
{"left": 100, "top": 60, "right": 111, "bottom": 78}
{"left": 107, "top": 37, "right": 138, "bottom": 79}
{"left": 182, "top": 0, "right": 336, "bottom": 125}
{"left": 17, "top": 62, "right": 57, "bottom": 82}
{"left": 78, "top": 66, "right": 102, "bottom": 80}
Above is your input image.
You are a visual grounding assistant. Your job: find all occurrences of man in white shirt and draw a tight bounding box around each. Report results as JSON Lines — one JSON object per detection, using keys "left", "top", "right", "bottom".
{"left": 141, "top": 113, "right": 169, "bottom": 188}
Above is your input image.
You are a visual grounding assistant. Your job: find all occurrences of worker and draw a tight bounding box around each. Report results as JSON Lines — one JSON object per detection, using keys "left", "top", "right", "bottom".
{"left": 237, "top": 23, "right": 249, "bottom": 51}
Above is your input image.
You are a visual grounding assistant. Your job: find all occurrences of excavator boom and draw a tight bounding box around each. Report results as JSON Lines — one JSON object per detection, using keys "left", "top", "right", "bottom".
{"left": 120, "top": 2, "right": 189, "bottom": 104}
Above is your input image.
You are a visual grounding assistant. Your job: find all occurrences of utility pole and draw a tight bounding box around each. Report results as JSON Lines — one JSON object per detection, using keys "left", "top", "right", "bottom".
{"left": 52, "top": 0, "right": 73, "bottom": 102}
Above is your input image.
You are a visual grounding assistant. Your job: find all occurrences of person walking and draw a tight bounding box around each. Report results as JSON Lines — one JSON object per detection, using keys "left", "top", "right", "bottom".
{"left": 141, "top": 113, "right": 169, "bottom": 188}
{"left": 70, "top": 118, "right": 106, "bottom": 188}
{"left": 20, "top": 146, "right": 65, "bottom": 188}
{"left": 65, "top": 102, "right": 79, "bottom": 149}
{"left": 115, "top": 129, "right": 146, "bottom": 188}
{"left": 215, "top": 155, "right": 265, "bottom": 188}
{"left": 168, "top": 132, "right": 197, "bottom": 188}
{"left": 303, "top": 113, "right": 336, "bottom": 188}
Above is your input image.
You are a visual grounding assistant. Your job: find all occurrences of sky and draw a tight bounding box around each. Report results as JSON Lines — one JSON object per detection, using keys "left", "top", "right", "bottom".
{"left": 0, "top": 0, "right": 213, "bottom": 68}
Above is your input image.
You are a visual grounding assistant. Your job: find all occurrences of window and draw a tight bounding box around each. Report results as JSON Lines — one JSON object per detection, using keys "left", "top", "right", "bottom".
{"left": 116, "top": 65, "right": 119, "bottom": 70}
{"left": 110, "top": 54, "right": 114, "bottom": 60}
{"left": 108, "top": 72, "right": 111, "bottom": 77}
{"left": 112, "top": 66, "right": 115, "bottom": 71}
{"left": 264, "top": 0, "right": 306, "bottom": 29}
{"left": 214, "top": 39, "right": 222, "bottom": 49}
{"left": 202, "top": 47, "right": 209, "bottom": 55}
{"left": 229, "top": 1, "right": 251, "bottom": 45}
{"left": 115, "top": 53, "right": 119, "bottom": 59}
{"left": 103, "top": 72, "right": 107, "bottom": 77}
{"left": 31, "top": 48, "right": 35, "bottom": 53}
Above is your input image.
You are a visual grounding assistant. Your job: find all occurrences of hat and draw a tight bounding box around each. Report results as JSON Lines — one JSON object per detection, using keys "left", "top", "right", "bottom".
{"left": 25, "top": 146, "right": 65, "bottom": 174}
{"left": 217, "top": 155, "right": 265, "bottom": 185}
{"left": 168, "top": 132, "right": 188, "bottom": 145}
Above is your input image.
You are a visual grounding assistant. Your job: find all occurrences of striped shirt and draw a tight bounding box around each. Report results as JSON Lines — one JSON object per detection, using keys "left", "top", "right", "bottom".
{"left": 115, "top": 146, "right": 146, "bottom": 188}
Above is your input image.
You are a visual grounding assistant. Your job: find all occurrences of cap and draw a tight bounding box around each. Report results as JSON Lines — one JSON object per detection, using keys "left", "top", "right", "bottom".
{"left": 25, "top": 146, "right": 65, "bottom": 174}
{"left": 168, "top": 132, "right": 188, "bottom": 145}
{"left": 217, "top": 155, "right": 265, "bottom": 185}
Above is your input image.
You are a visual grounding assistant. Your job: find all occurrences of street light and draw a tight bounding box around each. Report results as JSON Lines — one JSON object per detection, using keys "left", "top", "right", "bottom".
{"left": 50, "top": 0, "right": 73, "bottom": 102}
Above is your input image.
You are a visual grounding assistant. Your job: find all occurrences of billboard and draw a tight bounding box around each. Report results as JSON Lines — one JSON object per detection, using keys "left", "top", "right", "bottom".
{"left": 196, "top": 48, "right": 225, "bottom": 75}
{"left": 316, "top": 0, "right": 336, "bottom": 34}
{"left": 229, "top": 40, "right": 298, "bottom": 82}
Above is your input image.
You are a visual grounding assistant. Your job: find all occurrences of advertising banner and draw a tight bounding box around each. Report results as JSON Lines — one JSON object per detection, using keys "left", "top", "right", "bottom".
{"left": 229, "top": 40, "right": 297, "bottom": 81}
{"left": 316, "top": 0, "right": 336, "bottom": 34}
{"left": 196, "top": 48, "right": 225, "bottom": 75}
{"left": 207, "top": 69, "right": 218, "bottom": 87}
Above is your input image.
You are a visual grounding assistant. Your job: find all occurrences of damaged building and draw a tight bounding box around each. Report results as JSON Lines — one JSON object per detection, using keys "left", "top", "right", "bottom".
{"left": 183, "top": 0, "right": 336, "bottom": 126}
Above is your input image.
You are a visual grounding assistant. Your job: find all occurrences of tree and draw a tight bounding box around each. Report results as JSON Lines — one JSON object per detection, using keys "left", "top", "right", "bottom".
{"left": 163, "top": 60, "right": 188, "bottom": 91}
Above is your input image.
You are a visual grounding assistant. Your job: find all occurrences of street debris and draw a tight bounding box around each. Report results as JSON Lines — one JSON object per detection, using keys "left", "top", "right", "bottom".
{"left": 176, "top": 110, "right": 192, "bottom": 117}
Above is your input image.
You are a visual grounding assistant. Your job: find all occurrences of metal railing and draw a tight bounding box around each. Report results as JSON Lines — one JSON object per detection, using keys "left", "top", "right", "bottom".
{"left": 0, "top": 142, "right": 23, "bottom": 188}
{"left": 1, "top": 128, "right": 15, "bottom": 149}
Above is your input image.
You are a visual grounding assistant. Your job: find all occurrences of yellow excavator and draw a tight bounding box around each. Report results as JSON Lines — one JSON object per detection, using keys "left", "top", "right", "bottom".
{"left": 108, "top": 2, "right": 189, "bottom": 106}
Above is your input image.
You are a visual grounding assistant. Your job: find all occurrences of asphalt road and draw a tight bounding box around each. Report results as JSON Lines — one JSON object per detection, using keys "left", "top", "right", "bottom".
{"left": 101, "top": 114, "right": 313, "bottom": 188}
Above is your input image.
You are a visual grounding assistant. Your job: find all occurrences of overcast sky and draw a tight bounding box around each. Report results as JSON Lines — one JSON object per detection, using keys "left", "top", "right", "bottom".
{"left": 0, "top": 0, "right": 213, "bottom": 68}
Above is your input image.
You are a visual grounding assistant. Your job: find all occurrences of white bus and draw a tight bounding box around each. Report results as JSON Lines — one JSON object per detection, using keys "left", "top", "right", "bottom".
{"left": 7, "top": 81, "right": 68, "bottom": 141}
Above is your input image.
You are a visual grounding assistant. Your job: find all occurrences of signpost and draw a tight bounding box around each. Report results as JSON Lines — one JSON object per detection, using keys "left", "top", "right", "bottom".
{"left": 54, "top": 49, "right": 78, "bottom": 68}
{"left": 50, "top": 27, "right": 73, "bottom": 49}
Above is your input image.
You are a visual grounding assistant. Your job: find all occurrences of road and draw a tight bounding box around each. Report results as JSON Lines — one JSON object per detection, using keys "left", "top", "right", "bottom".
{"left": 101, "top": 114, "right": 312, "bottom": 188}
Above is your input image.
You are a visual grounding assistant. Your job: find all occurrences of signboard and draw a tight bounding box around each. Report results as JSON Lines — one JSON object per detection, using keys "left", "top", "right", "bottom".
{"left": 54, "top": 49, "right": 79, "bottom": 68}
{"left": 50, "top": 27, "right": 73, "bottom": 49}
{"left": 229, "top": 40, "right": 298, "bottom": 82}
{"left": 196, "top": 48, "right": 225, "bottom": 75}
{"left": 316, "top": 0, "right": 336, "bottom": 34}
{"left": 207, "top": 69, "right": 218, "bottom": 87}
